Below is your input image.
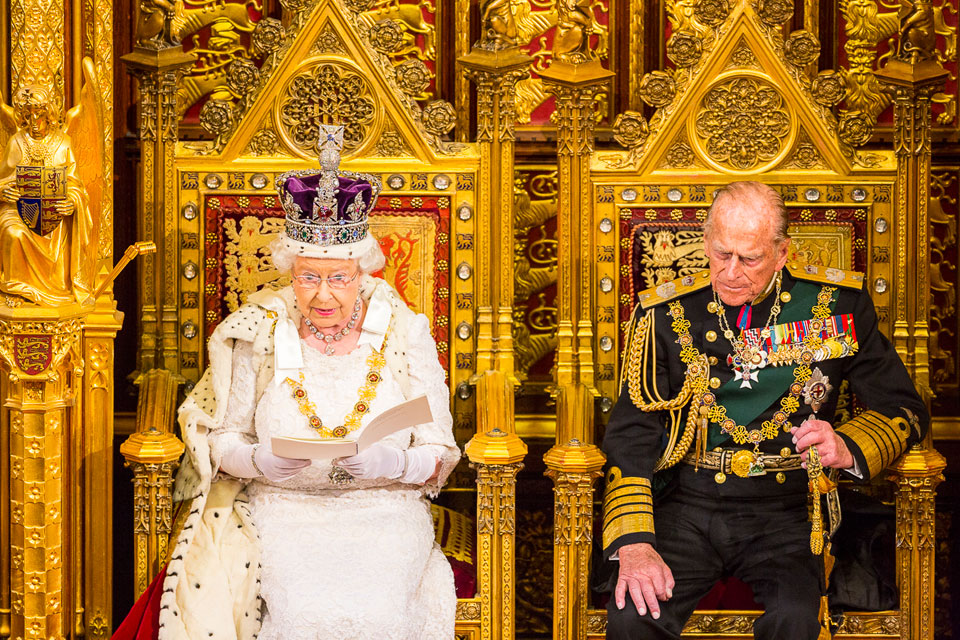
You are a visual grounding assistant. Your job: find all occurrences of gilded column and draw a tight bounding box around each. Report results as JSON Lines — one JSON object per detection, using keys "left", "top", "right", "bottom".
{"left": 120, "top": 369, "right": 185, "bottom": 597}
{"left": 540, "top": 36, "right": 612, "bottom": 391}
{"left": 81, "top": 298, "right": 125, "bottom": 637}
{"left": 544, "top": 384, "right": 604, "bottom": 640}
{"left": 0, "top": 305, "right": 84, "bottom": 640}
{"left": 540, "top": 16, "right": 612, "bottom": 639}
{"left": 888, "top": 446, "right": 947, "bottom": 640}
{"left": 874, "top": 17, "right": 949, "bottom": 399}
{"left": 122, "top": 35, "right": 195, "bottom": 374}
{"left": 9, "top": 0, "right": 65, "bottom": 109}
{"left": 464, "top": 371, "right": 527, "bottom": 640}
{"left": 458, "top": 8, "right": 532, "bottom": 381}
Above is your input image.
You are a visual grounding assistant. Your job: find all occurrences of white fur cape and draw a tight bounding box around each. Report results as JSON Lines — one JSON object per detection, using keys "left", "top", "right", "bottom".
{"left": 159, "top": 278, "right": 421, "bottom": 640}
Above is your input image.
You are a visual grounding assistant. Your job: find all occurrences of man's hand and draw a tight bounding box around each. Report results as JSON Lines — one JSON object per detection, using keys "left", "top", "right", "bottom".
{"left": 792, "top": 418, "right": 854, "bottom": 469}
{"left": 615, "top": 542, "right": 675, "bottom": 619}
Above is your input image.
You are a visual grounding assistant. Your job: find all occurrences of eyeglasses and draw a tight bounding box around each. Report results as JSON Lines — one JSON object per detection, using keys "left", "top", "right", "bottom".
{"left": 291, "top": 272, "right": 359, "bottom": 290}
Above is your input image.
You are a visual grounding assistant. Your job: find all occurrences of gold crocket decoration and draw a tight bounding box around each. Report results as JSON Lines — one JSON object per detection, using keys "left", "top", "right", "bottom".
{"left": 0, "top": 57, "right": 105, "bottom": 305}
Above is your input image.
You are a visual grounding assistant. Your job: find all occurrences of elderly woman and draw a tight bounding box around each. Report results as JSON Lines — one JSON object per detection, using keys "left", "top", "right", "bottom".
{"left": 157, "top": 127, "right": 460, "bottom": 640}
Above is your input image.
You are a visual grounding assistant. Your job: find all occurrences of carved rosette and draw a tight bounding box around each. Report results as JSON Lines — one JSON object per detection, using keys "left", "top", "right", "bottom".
{"left": 375, "top": 129, "right": 407, "bottom": 156}
{"left": 342, "top": 0, "right": 373, "bottom": 11}
{"left": 199, "top": 99, "right": 236, "bottom": 137}
{"left": 251, "top": 18, "right": 285, "bottom": 57}
{"left": 311, "top": 24, "right": 346, "bottom": 55}
{"left": 784, "top": 30, "right": 821, "bottom": 67}
{"left": 666, "top": 32, "right": 703, "bottom": 68}
{"left": 756, "top": 0, "right": 794, "bottom": 26}
{"left": 811, "top": 70, "right": 846, "bottom": 106}
{"left": 246, "top": 127, "right": 280, "bottom": 156}
{"left": 664, "top": 140, "right": 696, "bottom": 168}
{"left": 612, "top": 111, "right": 650, "bottom": 149}
{"left": 695, "top": 0, "right": 731, "bottom": 26}
{"left": 395, "top": 58, "right": 432, "bottom": 97}
{"left": 638, "top": 71, "right": 677, "bottom": 107}
{"left": 693, "top": 77, "right": 792, "bottom": 171}
{"left": 730, "top": 42, "right": 758, "bottom": 68}
{"left": 838, "top": 111, "right": 874, "bottom": 147}
{"left": 422, "top": 100, "right": 457, "bottom": 137}
{"left": 785, "top": 141, "right": 822, "bottom": 169}
{"left": 226, "top": 59, "right": 260, "bottom": 95}
{"left": 278, "top": 62, "right": 376, "bottom": 156}
{"left": 368, "top": 19, "right": 405, "bottom": 54}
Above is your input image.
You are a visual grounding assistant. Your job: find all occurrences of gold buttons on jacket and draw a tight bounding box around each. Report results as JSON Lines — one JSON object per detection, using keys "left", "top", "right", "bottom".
{"left": 780, "top": 291, "right": 792, "bottom": 303}
{"left": 709, "top": 377, "right": 721, "bottom": 389}
{"left": 706, "top": 330, "right": 717, "bottom": 342}
{"left": 780, "top": 447, "right": 793, "bottom": 458}
{"left": 707, "top": 301, "right": 718, "bottom": 313}
{"left": 715, "top": 472, "right": 727, "bottom": 484}
{"left": 708, "top": 356, "right": 718, "bottom": 365}
{"left": 776, "top": 472, "right": 786, "bottom": 484}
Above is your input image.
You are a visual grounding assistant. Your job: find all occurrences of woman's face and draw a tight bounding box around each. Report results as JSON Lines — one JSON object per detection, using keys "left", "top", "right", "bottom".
{"left": 291, "top": 257, "right": 362, "bottom": 329}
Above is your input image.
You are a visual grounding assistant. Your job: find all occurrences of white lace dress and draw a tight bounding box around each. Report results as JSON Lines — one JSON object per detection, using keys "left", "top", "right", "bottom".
{"left": 208, "top": 314, "right": 457, "bottom": 639}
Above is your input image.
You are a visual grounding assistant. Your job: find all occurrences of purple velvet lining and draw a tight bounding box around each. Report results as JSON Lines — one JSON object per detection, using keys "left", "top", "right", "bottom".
{"left": 284, "top": 173, "right": 372, "bottom": 220}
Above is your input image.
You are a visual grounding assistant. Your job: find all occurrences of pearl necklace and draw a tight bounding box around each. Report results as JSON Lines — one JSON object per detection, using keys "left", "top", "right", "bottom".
{"left": 303, "top": 296, "right": 362, "bottom": 355}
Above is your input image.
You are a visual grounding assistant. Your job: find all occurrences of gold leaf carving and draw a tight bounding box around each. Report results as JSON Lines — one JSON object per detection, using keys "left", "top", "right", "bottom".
{"left": 783, "top": 30, "right": 821, "bottom": 67}
{"left": 278, "top": 62, "right": 377, "bottom": 156}
{"left": 693, "top": 77, "right": 791, "bottom": 171}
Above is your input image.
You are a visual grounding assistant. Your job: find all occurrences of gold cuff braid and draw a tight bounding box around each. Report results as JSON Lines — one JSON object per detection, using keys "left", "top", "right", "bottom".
{"left": 603, "top": 467, "right": 654, "bottom": 549}
{"left": 836, "top": 410, "right": 911, "bottom": 478}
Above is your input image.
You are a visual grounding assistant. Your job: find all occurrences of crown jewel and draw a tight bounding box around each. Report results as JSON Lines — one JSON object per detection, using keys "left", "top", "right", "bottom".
{"left": 277, "top": 124, "right": 382, "bottom": 247}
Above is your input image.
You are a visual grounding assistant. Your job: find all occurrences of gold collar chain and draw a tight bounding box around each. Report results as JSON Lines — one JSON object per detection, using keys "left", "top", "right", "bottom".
{"left": 710, "top": 271, "right": 783, "bottom": 379}
{"left": 283, "top": 341, "right": 387, "bottom": 438}
{"left": 667, "top": 284, "right": 836, "bottom": 453}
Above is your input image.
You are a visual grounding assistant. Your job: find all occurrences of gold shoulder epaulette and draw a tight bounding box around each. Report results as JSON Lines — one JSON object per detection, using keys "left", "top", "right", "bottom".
{"left": 637, "top": 270, "right": 711, "bottom": 309}
{"left": 787, "top": 262, "right": 865, "bottom": 290}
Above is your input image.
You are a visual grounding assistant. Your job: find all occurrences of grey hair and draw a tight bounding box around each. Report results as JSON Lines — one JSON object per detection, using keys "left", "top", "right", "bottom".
{"left": 269, "top": 233, "right": 386, "bottom": 274}
{"left": 703, "top": 181, "right": 789, "bottom": 243}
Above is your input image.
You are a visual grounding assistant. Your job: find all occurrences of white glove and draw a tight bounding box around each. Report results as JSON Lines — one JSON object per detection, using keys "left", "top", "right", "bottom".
{"left": 336, "top": 444, "right": 440, "bottom": 484}
{"left": 220, "top": 443, "right": 311, "bottom": 483}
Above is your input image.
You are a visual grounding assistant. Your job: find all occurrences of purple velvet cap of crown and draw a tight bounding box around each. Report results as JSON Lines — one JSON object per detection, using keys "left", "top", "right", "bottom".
{"left": 282, "top": 173, "right": 373, "bottom": 221}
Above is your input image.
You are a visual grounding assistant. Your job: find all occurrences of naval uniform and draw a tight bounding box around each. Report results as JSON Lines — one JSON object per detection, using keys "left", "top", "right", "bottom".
{"left": 601, "top": 263, "right": 928, "bottom": 640}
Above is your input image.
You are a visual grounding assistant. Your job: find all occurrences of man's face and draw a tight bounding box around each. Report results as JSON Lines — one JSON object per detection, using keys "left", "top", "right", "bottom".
{"left": 20, "top": 104, "right": 50, "bottom": 140}
{"left": 704, "top": 199, "right": 790, "bottom": 307}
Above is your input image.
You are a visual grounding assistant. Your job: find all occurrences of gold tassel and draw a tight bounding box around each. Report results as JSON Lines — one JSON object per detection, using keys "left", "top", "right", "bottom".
{"left": 807, "top": 445, "right": 824, "bottom": 555}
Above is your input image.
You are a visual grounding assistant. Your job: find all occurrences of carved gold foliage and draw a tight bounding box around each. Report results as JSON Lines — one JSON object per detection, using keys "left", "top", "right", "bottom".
{"left": 729, "top": 39, "right": 759, "bottom": 69}
{"left": 421, "top": 100, "right": 457, "bottom": 136}
{"left": 684, "top": 613, "right": 755, "bottom": 633}
{"left": 279, "top": 62, "right": 376, "bottom": 156}
{"left": 838, "top": 110, "right": 874, "bottom": 147}
{"left": 693, "top": 77, "right": 791, "bottom": 170}
{"left": 929, "top": 169, "right": 958, "bottom": 389}
{"left": 251, "top": 18, "right": 285, "bottom": 56}
{"left": 696, "top": 0, "right": 731, "bottom": 27}
{"left": 661, "top": 133, "right": 699, "bottom": 169}
{"left": 10, "top": 0, "right": 65, "bottom": 109}
{"left": 199, "top": 99, "right": 236, "bottom": 138}
{"left": 395, "top": 58, "right": 432, "bottom": 98}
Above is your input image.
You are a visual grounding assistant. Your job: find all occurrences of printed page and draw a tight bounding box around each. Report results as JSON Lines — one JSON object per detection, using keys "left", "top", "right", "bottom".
{"left": 270, "top": 395, "right": 433, "bottom": 460}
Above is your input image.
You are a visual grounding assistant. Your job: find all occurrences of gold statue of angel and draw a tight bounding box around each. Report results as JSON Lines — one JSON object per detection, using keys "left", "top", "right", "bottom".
{"left": 0, "top": 57, "right": 105, "bottom": 305}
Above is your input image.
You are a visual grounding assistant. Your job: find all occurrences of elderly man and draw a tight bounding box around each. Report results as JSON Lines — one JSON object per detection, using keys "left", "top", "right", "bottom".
{"left": 602, "top": 181, "right": 927, "bottom": 639}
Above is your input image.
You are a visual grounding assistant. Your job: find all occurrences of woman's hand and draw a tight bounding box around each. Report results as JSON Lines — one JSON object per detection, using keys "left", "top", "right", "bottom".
{"left": 220, "top": 443, "right": 311, "bottom": 482}
{"left": 254, "top": 445, "right": 312, "bottom": 482}
{"left": 336, "top": 443, "right": 405, "bottom": 480}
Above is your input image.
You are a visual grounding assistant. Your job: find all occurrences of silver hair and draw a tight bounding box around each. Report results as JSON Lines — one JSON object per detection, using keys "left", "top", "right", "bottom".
{"left": 703, "top": 181, "right": 789, "bottom": 243}
{"left": 269, "top": 234, "right": 386, "bottom": 274}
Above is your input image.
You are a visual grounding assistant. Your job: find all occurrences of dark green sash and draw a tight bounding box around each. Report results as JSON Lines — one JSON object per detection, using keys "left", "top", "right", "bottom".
{"left": 707, "top": 281, "right": 833, "bottom": 448}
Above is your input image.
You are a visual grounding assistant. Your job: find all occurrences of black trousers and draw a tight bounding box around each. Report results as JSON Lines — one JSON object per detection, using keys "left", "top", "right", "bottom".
{"left": 606, "top": 467, "right": 824, "bottom": 640}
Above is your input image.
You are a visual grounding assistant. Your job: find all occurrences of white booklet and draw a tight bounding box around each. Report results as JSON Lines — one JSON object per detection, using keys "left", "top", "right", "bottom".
{"left": 270, "top": 394, "right": 433, "bottom": 460}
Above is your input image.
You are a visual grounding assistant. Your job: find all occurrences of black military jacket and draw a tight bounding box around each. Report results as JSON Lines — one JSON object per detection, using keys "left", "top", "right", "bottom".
{"left": 601, "top": 263, "right": 928, "bottom": 559}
